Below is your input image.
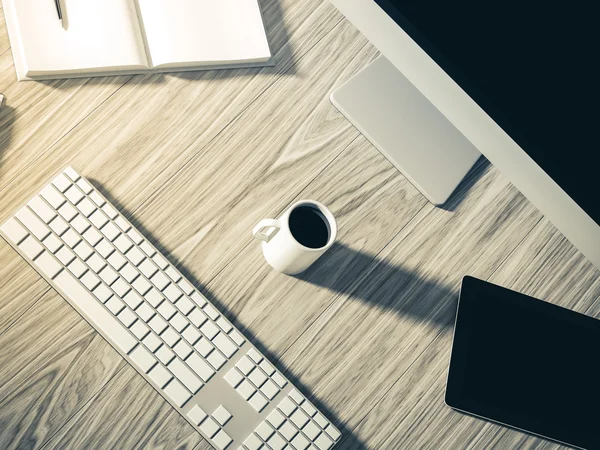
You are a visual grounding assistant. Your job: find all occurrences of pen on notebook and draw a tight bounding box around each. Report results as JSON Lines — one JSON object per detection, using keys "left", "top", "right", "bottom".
{"left": 54, "top": 0, "right": 64, "bottom": 26}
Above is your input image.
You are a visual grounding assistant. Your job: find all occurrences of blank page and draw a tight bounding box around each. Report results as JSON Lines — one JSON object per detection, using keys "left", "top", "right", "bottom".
{"left": 12, "top": 0, "right": 148, "bottom": 76}
{"left": 137, "top": 0, "right": 271, "bottom": 68}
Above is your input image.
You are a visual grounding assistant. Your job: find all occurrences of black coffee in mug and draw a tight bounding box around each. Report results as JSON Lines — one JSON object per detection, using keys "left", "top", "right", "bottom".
{"left": 288, "top": 206, "right": 330, "bottom": 249}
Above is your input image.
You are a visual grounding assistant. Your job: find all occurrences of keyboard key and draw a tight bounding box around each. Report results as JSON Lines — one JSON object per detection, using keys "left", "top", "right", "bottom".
{"left": 81, "top": 271, "right": 101, "bottom": 290}
{"left": 102, "top": 204, "right": 118, "bottom": 220}
{"left": 83, "top": 228, "right": 103, "bottom": 246}
{"left": 173, "top": 340, "right": 193, "bottom": 359}
{"left": 164, "top": 379, "right": 191, "bottom": 408}
{"left": 131, "top": 343, "right": 158, "bottom": 372}
{"left": 248, "top": 349, "right": 262, "bottom": 364}
{"left": 248, "top": 367, "right": 267, "bottom": 388}
{"left": 71, "top": 215, "right": 91, "bottom": 234}
{"left": 301, "top": 401, "right": 317, "bottom": 418}
{"left": 168, "top": 358, "right": 202, "bottom": 393}
{"left": 194, "top": 338, "right": 214, "bottom": 357}
{"left": 272, "top": 372, "right": 287, "bottom": 388}
{"left": 52, "top": 174, "right": 72, "bottom": 192}
{"left": 324, "top": 425, "right": 341, "bottom": 441}
{"left": 289, "top": 390, "right": 303, "bottom": 404}
{"left": 67, "top": 259, "right": 87, "bottom": 278}
{"left": 156, "top": 345, "right": 175, "bottom": 365}
{"left": 315, "top": 433, "right": 335, "bottom": 450}
{"left": 236, "top": 379, "right": 256, "bottom": 400}
{"left": 89, "top": 191, "right": 106, "bottom": 207}
{"left": 35, "top": 251, "right": 63, "bottom": 279}
{"left": 313, "top": 413, "right": 328, "bottom": 429}
{"left": 280, "top": 421, "right": 298, "bottom": 441}
{"left": 107, "top": 252, "right": 127, "bottom": 270}
{"left": 89, "top": 210, "right": 109, "bottom": 228}
{"left": 142, "top": 333, "right": 162, "bottom": 352}
{"left": 244, "top": 434, "right": 263, "bottom": 450}
{"left": 152, "top": 253, "right": 168, "bottom": 269}
{"left": 259, "top": 360, "right": 275, "bottom": 376}
{"left": 148, "top": 364, "right": 173, "bottom": 389}
{"left": 178, "top": 279, "right": 194, "bottom": 295}
{"left": 267, "top": 410, "right": 286, "bottom": 429}
{"left": 162, "top": 327, "right": 181, "bottom": 347}
{"left": 249, "top": 391, "right": 268, "bottom": 412}
{"left": 28, "top": 196, "right": 56, "bottom": 223}
{"left": 203, "top": 304, "right": 219, "bottom": 321}
{"left": 64, "top": 167, "right": 80, "bottom": 181}
{"left": 256, "top": 422, "right": 275, "bottom": 440}
{"left": 149, "top": 315, "right": 168, "bottom": 334}
{"left": 112, "top": 278, "right": 130, "bottom": 297}
{"left": 125, "top": 247, "right": 145, "bottom": 266}
{"left": 95, "top": 239, "right": 115, "bottom": 258}
{"left": 158, "top": 301, "right": 177, "bottom": 320}
{"left": 278, "top": 398, "right": 297, "bottom": 416}
{"left": 199, "top": 417, "right": 220, "bottom": 439}
{"left": 139, "top": 259, "right": 159, "bottom": 279}
{"left": 139, "top": 241, "right": 156, "bottom": 257}
{"left": 182, "top": 326, "right": 201, "bottom": 345}
{"left": 1, "top": 218, "right": 28, "bottom": 244}
{"left": 303, "top": 421, "right": 321, "bottom": 441}
{"left": 127, "top": 229, "right": 143, "bottom": 244}
{"left": 53, "top": 271, "right": 137, "bottom": 354}
{"left": 213, "top": 333, "right": 237, "bottom": 358}
{"left": 236, "top": 356, "right": 254, "bottom": 375}
{"left": 120, "top": 263, "right": 139, "bottom": 283}
{"left": 145, "top": 288, "right": 164, "bottom": 307}
{"left": 260, "top": 379, "right": 279, "bottom": 401}
{"left": 99, "top": 266, "right": 119, "bottom": 286}
{"left": 16, "top": 207, "right": 50, "bottom": 241}
{"left": 216, "top": 317, "right": 232, "bottom": 333}
{"left": 41, "top": 185, "right": 65, "bottom": 209}
{"left": 64, "top": 185, "right": 84, "bottom": 205}
{"left": 76, "top": 178, "right": 93, "bottom": 194}
{"left": 187, "top": 353, "right": 215, "bottom": 382}
{"left": 55, "top": 246, "right": 76, "bottom": 266}
{"left": 165, "top": 266, "right": 181, "bottom": 282}
{"left": 170, "top": 313, "right": 188, "bottom": 332}
{"left": 137, "top": 303, "right": 155, "bottom": 322}
{"left": 117, "top": 308, "right": 137, "bottom": 328}
{"left": 19, "top": 236, "right": 44, "bottom": 260}
{"left": 291, "top": 433, "right": 311, "bottom": 450}
{"left": 225, "top": 368, "right": 244, "bottom": 388}
{"left": 114, "top": 215, "right": 130, "bottom": 230}
{"left": 87, "top": 254, "right": 106, "bottom": 273}
{"left": 188, "top": 308, "right": 208, "bottom": 328}
{"left": 267, "top": 433, "right": 286, "bottom": 450}
{"left": 114, "top": 234, "right": 133, "bottom": 253}
{"left": 74, "top": 241, "right": 94, "bottom": 261}
{"left": 101, "top": 222, "right": 120, "bottom": 241}
{"left": 290, "top": 409, "right": 310, "bottom": 429}
{"left": 164, "top": 283, "right": 183, "bottom": 302}
{"left": 133, "top": 277, "right": 151, "bottom": 295}
{"left": 187, "top": 405, "right": 207, "bottom": 425}
{"left": 212, "top": 406, "right": 231, "bottom": 426}
{"left": 130, "top": 320, "right": 150, "bottom": 339}
{"left": 106, "top": 297, "right": 126, "bottom": 315}
{"left": 58, "top": 203, "right": 78, "bottom": 222}
{"left": 190, "top": 292, "right": 207, "bottom": 308}
{"left": 93, "top": 283, "right": 113, "bottom": 303}
{"left": 150, "top": 271, "right": 169, "bottom": 290}
{"left": 76, "top": 197, "right": 96, "bottom": 218}
{"left": 212, "top": 429, "right": 232, "bottom": 450}
{"left": 49, "top": 216, "right": 69, "bottom": 236}
{"left": 201, "top": 321, "right": 219, "bottom": 340}
{"left": 175, "top": 297, "right": 194, "bottom": 315}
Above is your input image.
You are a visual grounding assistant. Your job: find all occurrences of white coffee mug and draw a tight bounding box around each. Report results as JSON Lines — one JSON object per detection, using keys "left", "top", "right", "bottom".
{"left": 252, "top": 200, "right": 337, "bottom": 275}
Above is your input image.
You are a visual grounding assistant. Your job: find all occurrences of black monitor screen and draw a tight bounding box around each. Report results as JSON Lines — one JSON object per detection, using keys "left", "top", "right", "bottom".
{"left": 375, "top": 1, "right": 599, "bottom": 226}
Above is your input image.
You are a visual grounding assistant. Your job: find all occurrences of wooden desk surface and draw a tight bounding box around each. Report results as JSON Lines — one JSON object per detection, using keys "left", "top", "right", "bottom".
{"left": 0, "top": 1, "right": 598, "bottom": 449}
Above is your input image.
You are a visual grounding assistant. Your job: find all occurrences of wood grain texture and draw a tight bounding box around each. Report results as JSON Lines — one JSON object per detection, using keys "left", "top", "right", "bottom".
{"left": 0, "top": 291, "right": 124, "bottom": 450}
{"left": 279, "top": 163, "right": 542, "bottom": 435}
{"left": 1, "top": 1, "right": 599, "bottom": 449}
{"left": 43, "top": 365, "right": 201, "bottom": 450}
{"left": 0, "top": 240, "right": 49, "bottom": 334}
{"left": 0, "top": 7, "right": 9, "bottom": 57}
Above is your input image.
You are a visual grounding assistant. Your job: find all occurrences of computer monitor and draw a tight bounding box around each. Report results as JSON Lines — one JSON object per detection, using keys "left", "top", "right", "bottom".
{"left": 329, "top": 0, "right": 600, "bottom": 270}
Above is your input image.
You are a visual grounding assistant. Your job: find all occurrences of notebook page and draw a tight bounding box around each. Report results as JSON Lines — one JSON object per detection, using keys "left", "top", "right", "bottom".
{"left": 12, "top": 0, "right": 148, "bottom": 76}
{"left": 136, "top": 0, "right": 271, "bottom": 68}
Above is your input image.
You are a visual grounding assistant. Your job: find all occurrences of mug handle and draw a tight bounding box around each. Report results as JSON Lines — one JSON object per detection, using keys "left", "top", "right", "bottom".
{"left": 253, "top": 219, "right": 281, "bottom": 242}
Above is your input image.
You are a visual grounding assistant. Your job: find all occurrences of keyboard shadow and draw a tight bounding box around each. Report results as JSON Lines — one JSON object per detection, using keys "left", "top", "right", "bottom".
{"left": 0, "top": 105, "right": 16, "bottom": 176}
{"left": 89, "top": 179, "right": 367, "bottom": 449}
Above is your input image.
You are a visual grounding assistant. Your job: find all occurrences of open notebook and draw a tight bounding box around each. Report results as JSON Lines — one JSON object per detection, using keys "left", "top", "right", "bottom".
{"left": 2, "top": 0, "right": 272, "bottom": 81}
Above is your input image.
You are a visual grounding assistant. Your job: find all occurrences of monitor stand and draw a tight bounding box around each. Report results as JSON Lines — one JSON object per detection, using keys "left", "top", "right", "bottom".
{"left": 330, "top": 55, "right": 481, "bottom": 206}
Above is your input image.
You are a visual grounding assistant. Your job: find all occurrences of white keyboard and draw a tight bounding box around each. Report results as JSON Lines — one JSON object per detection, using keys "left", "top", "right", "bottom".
{"left": 0, "top": 167, "right": 341, "bottom": 450}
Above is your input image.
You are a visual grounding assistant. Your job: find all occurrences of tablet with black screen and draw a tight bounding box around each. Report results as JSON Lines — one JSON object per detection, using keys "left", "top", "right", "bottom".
{"left": 446, "top": 276, "right": 600, "bottom": 449}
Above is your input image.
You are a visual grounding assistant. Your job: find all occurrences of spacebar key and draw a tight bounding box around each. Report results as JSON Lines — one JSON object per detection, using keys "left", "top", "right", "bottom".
{"left": 54, "top": 271, "right": 138, "bottom": 354}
